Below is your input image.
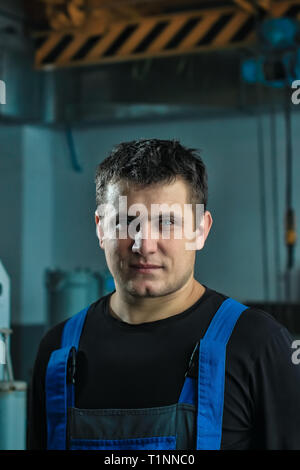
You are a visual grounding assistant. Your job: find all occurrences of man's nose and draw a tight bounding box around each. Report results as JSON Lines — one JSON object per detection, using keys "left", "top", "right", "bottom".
{"left": 131, "top": 222, "right": 158, "bottom": 255}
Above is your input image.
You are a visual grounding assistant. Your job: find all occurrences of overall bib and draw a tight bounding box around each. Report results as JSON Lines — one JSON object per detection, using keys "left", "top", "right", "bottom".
{"left": 45, "top": 297, "right": 248, "bottom": 450}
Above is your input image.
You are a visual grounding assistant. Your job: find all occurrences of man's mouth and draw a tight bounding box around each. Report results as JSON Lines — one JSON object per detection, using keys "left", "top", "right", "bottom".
{"left": 130, "top": 264, "right": 163, "bottom": 273}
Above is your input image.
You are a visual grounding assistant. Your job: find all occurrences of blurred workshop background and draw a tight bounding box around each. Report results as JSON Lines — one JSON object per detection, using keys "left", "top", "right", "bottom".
{"left": 1, "top": 0, "right": 300, "bottom": 449}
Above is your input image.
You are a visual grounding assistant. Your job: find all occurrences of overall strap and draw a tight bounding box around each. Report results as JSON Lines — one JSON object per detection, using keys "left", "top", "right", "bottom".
{"left": 196, "top": 298, "right": 248, "bottom": 450}
{"left": 61, "top": 306, "right": 89, "bottom": 349}
{"left": 46, "top": 306, "right": 89, "bottom": 450}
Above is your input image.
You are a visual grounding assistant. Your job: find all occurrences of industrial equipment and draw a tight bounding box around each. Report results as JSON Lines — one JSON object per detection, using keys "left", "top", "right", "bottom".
{"left": 46, "top": 268, "right": 113, "bottom": 327}
{"left": 0, "top": 260, "right": 27, "bottom": 450}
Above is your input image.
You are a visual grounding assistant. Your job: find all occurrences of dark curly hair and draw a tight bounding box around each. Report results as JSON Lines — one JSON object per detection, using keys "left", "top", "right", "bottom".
{"left": 95, "top": 139, "right": 208, "bottom": 211}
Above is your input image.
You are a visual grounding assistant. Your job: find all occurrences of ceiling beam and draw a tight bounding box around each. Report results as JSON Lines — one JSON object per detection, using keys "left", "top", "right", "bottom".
{"left": 233, "top": 0, "right": 257, "bottom": 14}
{"left": 33, "top": 0, "right": 300, "bottom": 70}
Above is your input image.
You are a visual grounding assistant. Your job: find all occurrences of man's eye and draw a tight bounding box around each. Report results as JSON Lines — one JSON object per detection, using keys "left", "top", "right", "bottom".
{"left": 160, "top": 219, "right": 173, "bottom": 226}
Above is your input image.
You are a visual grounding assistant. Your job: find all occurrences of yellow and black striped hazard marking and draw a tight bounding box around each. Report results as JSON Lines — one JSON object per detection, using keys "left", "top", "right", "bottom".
{"left": 34, "top": 0, "right": 300, "bottom": 69}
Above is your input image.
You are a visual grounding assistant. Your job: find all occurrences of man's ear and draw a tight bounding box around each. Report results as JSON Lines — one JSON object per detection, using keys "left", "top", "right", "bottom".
{"left": 193, "top": 210, "right": 213, "bottom": 250}
{"left": 95, "top": 211, "right": 105, "bottom": 249}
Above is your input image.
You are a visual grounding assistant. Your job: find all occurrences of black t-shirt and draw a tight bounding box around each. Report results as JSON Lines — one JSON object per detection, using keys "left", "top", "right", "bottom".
{"left": 27, "top": 286, "right": 300, "bottom": 450}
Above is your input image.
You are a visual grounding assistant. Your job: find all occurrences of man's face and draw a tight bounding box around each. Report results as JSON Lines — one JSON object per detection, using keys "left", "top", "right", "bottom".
{"left": 95, "top": 178, "right": 212, "bottom": 298}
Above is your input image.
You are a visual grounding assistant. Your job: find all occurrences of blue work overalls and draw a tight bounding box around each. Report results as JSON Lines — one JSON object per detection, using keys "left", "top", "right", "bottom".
{"left": 45, "top": 297, "right": 248, "bottom": 450}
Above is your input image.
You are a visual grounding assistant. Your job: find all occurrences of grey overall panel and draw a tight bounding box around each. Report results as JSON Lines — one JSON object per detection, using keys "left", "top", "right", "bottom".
{"left": 68, "top": 403, "right": 196, "bottom": 450}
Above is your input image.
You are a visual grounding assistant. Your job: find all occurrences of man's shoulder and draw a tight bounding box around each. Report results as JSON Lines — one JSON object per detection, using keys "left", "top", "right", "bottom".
{"left": 205, "top": 287, "right": 292, "bottom": 361}
{"left": 37, "top": 295, "right": 109, "bottom": 362}
{"left": 206, "top": 286, "right": 287, "bottom": 339}
{"left": 227, "top": 300, "right": 293, "bottom": 364}
{"left": 237, "top": 303, "right": 289, "bottom": 340}
{"left": 39, "top": 318, "right": 67, "bottom": 354}
{"left": 205, "top": 287, "right": 286, "bottom": 333}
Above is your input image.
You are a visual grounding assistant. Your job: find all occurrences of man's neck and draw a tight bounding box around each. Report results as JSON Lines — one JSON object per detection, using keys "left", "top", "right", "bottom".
{"left": 109, "top": 280, "right": 206, "bottom": 325}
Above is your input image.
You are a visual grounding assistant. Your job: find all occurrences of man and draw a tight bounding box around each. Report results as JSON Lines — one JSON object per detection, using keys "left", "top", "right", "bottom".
{"left": 28, "top": 139, "right": 300, "bottom": 450}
